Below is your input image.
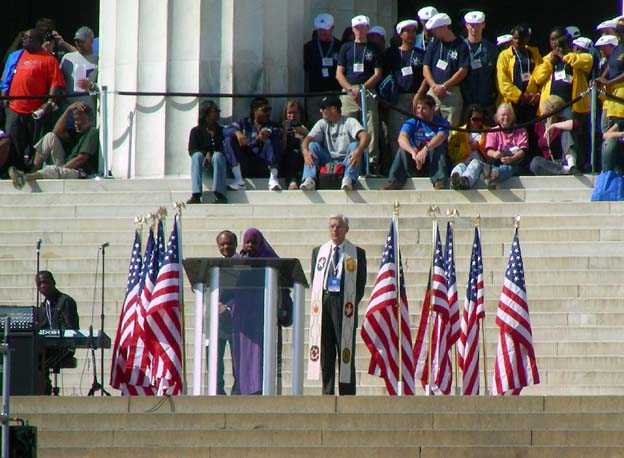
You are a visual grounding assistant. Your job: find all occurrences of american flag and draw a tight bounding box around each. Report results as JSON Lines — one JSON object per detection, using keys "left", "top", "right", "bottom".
{"left": 110, "top": 230, "right": 142, "bottom": 392}
{"left": 492, "top": 228, "right": 539, "bottom": 395}
{"left": 124, "top": 226, "right": 160, "bottom": 393}
{"left": 413, "top": 227, "right": 451, "bottom": 395}
{"left": 458, "top": 227, "right": 485, "bottom": 395}
{"left": 445, "top": 222, "right": 460, "bottom": 346}
{"left": 361, "top": 216, "right": 415, "bottom": 395}
{"left": 145, "top": 215, "right": 184, "bottom": 395}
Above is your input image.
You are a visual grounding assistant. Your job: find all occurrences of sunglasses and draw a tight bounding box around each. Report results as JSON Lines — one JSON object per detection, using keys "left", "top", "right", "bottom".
{"left": 287, "top": 111, "right": 299, "bottom": 115}
{"left": 470, "top": 116, "right": 484, "bottom": 122}
{"left": 259, "top": 106, "right": 272, "bottom": 113}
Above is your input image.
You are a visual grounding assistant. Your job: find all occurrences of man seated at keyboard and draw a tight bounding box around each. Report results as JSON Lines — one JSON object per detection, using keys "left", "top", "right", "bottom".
{"left": 36, "top": 270, "right": 79, "bottom": 394}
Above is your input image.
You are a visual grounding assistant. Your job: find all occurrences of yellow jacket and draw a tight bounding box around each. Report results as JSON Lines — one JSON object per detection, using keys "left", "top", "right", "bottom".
{"left": 531, "top": 52, "right": 593, "bottom": 114}
{"left": 496, "top": 46, "right": 543, "bottom": 104}
{"left": 448, "top": 124, "right": 488, "bottom": 166}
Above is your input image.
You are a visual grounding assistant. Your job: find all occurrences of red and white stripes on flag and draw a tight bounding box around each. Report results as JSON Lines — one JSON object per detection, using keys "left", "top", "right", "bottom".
{"left": 124, "top": 224, "right": 161, "bottom": 394}
{"left": 110, "top": 230, "right": 142, "bottom": 393}
{"left": 361, "top": 216, "right": 415, "bottom": 395}
{"left": 413, "top": 227, "right": 452, "bottom": 395}
{"left": 458, "top": 227, "right": 485, "bottom": 395}
{"left": 445, "top": 222, "right": 460, "bottom": 346}
{"left": 144, "top": 215, "right": 184, "bottom": 395}
{"left": 492, "top": 228, "right": 539, "bottom": 395}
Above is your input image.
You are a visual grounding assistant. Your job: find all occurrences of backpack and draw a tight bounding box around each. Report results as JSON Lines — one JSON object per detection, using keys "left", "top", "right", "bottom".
{"left": 318, "top": 162, "right": 345, "bottom": 189}
{"left": 591, "top": 171, "right": 624, "bottom": 201}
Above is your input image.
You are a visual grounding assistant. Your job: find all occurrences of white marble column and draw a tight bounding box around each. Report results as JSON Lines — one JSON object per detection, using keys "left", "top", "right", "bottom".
{"left": 98, "top": 0, "right": 395, "bottom": 179}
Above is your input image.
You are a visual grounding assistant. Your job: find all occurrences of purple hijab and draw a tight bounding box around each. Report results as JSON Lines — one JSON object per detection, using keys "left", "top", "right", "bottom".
{"left": 241, "top": 228, "right": 278, "bottom": 258}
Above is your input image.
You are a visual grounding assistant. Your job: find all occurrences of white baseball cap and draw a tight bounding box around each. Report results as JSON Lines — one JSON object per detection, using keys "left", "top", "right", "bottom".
{"left": 396, "top": 19, "right": 419, "bottom": 35}
{"left": 496, "top": 34, "right": 513, "bottom": 46}
{"left": 369, "top": 26, "right": 386, "bottom": 39}
{"left": 595, "top": 35, "right": 618, "bottom": 47}
{"left": 464, "top": 11, "right": 485, "bottom": 24}
{"left": 597, "top": 18, "right": 618, "bottom": 31}
{"left": 314, "top": 13, "right": 334, "bottom": 30}
{"left": 572, "top": 37, "right": 593, "bottom": 50}
{"left": 351, "top": 15, "right": 370, "bottom": 28}
{"left": 417, "top": 6, "right": 438, "bottom": 21}
{"left": 426, "top": 13, "right": 451, "bottom": 30}
{"left": 566, "top": 25, "right": 581, "bottom": 39}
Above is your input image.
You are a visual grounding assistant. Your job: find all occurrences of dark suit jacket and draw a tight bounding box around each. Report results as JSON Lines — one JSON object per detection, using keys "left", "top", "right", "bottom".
{"left": 37, "top": 291, "right": 80, "bottom": 330}
{"left": 311, "top": 242, "right": 367, "bottom": 307}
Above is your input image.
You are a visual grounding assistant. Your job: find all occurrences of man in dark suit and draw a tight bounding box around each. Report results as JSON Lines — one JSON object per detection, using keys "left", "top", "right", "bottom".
{"left": 36, "top": 270, "right": 80, "bottom": 395}
{"left": 308, "top": 214, "right": 366, "bottom": 395}
{"left": 37, "top": 270, "right": 79, "bottom": 330}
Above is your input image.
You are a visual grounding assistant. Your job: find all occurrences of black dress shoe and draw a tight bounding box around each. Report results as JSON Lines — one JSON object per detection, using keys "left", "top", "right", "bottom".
{"left": 213, "top": 192, "right": 228, "bottom": 204}
{"left": 186, "top": 194, "right": 202, "bottom": 204}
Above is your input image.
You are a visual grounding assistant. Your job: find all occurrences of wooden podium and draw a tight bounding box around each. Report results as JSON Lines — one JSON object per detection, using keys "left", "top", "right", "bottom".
{"left": 183, "top": 258, "right": 308, "bottom": 395}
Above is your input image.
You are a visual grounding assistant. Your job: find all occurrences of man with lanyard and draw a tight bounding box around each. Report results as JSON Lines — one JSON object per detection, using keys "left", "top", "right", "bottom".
{"left": 460, "top": 11, "right": 499, "bottom": 122}
{"left": 303, "top": 13, "right": 342, "bottom": 124}
{"left": 421, "top": 13, "right": 470, "bottom": 128}
{"left": 414, "top": 6, "right": 438, "bottom": 51}
{"left": 307, "top": 214, "right": 366, "bottom": 395}
{"left": 336, "top": 14, "right": 383, "bottom": 173}
{"left": 383, "top": 94, "right": 450, "bottom": 190}
{"left": 36, "top": 270, "right": 80, "bottom": 395}
{"left": 384, "top": 19, "right": 427, "bottom": 156}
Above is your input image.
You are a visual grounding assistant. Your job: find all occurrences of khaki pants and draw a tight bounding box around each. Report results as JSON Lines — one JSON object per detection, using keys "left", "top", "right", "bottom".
{"left": 340, "top": 89, "right": 379, "bottom": 163}
{"left": 37, "top": 165, "right": 81, "bottom": 179}
{"left": 427, "top": 86, "right": 463, "bottom": 128}
{"left": 33, "top": 132, "right": 66, "bottom": 166}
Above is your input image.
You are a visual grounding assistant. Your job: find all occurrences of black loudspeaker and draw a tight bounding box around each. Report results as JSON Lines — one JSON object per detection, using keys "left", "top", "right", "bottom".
{"left": 0, "top": 333, "right": 46, "bottom": 395}
{"left": 0, "top": 424, "right": 37, "bottom": 458}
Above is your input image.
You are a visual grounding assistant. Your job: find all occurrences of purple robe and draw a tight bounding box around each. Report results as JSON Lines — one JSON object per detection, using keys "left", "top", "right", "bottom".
{"left": 230, "top": 228, "right": 278, "bottom": 395}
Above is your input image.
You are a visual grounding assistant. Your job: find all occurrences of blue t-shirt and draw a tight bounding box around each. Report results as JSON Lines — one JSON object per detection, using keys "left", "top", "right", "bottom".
{"left": 400, "top": 115, "right": 450, "bottom": 148}
{"left": 383, "top": 46, "right": 425, "bottom": 93}
{"left": 607, "top": 44, "right": 624, "bottom": 80}
{"left": 423, "top": 37, "right": 470, "bottom": 84}
{"left": 337, "top": 41, "right": 382, "bottom": 85}
{"left": 460, "top": 39, "right": 499, "bottom": 106}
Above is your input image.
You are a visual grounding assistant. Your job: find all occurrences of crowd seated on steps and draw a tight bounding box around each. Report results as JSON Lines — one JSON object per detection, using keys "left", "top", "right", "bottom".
{"left": 2, "top": 11, "right": 623, "bottom": 200}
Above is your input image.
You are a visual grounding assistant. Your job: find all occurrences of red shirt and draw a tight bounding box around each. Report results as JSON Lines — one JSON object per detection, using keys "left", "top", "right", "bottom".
{"left": 9, "top": 50, "right": 65, "bottom": 114}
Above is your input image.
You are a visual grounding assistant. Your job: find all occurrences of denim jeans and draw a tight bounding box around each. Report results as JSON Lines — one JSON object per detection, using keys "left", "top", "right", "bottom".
{"left": 387, "top": 143, "right": 449, "bottom": 186}
{"left": 191, "top": 151, "right": 227, "bottom": 195}
{"left": 450, "top": 158, "right": 483, "bottom": 187}
{"left": 302, "top": 141, "right": 361, "bottom": 181}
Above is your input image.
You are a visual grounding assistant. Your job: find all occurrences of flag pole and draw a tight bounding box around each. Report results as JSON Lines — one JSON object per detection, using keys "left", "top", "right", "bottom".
{"left": 173, "top": 202, "right": 188, "bottom": 394}
{"left": 476, "top": 214, "right": 489, "bottom": 395}
{"left": 426, "top": 205, "right": 440, "bottom": 395}
{"left": 447, "top": 208, "right": 459, "bottom": 395}
{"left": 393, "top": 201, "right": 403, "bottom": 396}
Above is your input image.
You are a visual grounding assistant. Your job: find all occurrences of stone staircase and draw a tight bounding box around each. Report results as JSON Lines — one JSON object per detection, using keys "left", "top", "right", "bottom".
{"left": 1, "top": 175, "right": 623, "bottom": 397}
{"left": 9, "top": 395, "right": 624, "bottom": 457}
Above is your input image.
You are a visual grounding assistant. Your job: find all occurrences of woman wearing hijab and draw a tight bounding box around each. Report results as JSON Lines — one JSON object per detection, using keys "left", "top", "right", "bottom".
{"left": 231, "top": 228, "right": 291, "bottom": 395}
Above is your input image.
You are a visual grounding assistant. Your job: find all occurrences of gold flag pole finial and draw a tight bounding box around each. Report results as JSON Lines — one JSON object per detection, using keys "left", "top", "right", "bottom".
{"left": 446, "top": 208, "right": 459, "bottom": 224}
{"left": 173, "top": 201, "right": 186, "bottom": 216}
{"left": 475, "top": 213, "right": 481, "bottom": 228}
{"left": 156, "top": 206, "right": 168, "bottom": 221}
{"left": 514, "top": 215, "right": 521, "bottom": 230}
{"left": 427, "top": 204, "right": 440, "bottom": 219}
{"left": 393, "top": 201, "right": 400, "bottom": 215}
{"left": 146, "top": 212, "right": 157, "bottom": 228}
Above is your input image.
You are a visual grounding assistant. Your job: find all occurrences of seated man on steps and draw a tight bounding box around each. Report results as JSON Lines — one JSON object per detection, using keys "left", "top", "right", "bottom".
{"left": 9, "top": 101, "right": 99, "bottom": 189}
{"left": 300, "top": 95, "right": 370, "bottom": 191}
{"left": 382, "top": 94, "right": 450, "bottom": 190}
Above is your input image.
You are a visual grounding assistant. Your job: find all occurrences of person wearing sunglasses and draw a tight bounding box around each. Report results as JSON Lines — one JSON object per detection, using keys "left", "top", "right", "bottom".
{"left": 223, "top": 96, "right": 284, "bottom": 190}
{"left": 449, "top": 104, "right": 489, "bottom": 190}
